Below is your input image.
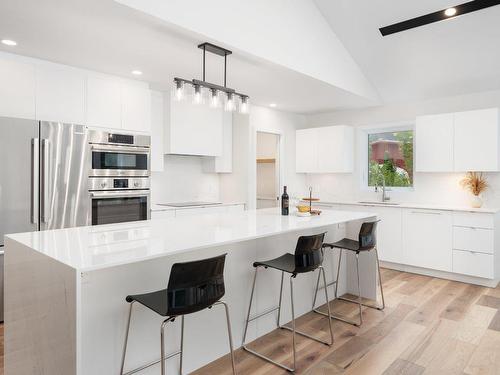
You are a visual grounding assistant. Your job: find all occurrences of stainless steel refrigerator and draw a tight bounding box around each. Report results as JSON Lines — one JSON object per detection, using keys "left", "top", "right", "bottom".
{"left": 0, "top": 117, "right": 90, "bottom": 320}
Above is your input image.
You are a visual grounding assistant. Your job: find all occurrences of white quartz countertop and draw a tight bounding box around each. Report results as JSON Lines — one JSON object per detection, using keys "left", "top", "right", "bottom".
{"left": 151, "top": 202, "right": 245, "bottom": 211}
{"left": 5, "top": 208, "right": 375, "bottom": 272}
{"left": 307, "top": 200, "right": 500, "bottom": 214}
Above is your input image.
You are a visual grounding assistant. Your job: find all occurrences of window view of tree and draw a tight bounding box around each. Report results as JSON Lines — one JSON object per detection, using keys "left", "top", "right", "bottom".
{"left": 368, "top": 130, "right": 413, "bottom": 187}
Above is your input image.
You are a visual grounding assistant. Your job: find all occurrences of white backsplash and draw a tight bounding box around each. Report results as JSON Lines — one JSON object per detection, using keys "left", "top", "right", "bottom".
{"left": 151, "top": 155, "right": 219, "bottom": 204}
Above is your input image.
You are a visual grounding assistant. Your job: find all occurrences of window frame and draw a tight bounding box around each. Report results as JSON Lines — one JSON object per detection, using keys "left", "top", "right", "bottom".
{"left": 358, "top": 122, "right": 415, "bottom": 192}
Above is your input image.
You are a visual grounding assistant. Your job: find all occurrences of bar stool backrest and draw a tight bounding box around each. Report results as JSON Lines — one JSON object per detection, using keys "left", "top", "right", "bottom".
{"left": 294, "top": 232, "right": 326, "bottom": 273}
{"left": 358, "top": 221, "right": 378, "bottom": 251}
{"left": 166, "top": 254, "right": 227, "bottom": 316}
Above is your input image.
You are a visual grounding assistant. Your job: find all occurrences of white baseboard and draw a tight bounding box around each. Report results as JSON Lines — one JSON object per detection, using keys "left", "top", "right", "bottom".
{"left": 380, "top": 261, "right": 499, "bottom": 288}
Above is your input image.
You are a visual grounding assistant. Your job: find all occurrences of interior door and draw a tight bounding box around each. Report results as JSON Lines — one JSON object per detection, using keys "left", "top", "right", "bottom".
{"left": 0, "top": 117, "right": 39, "bottom": 246}
{"left": 40, "top": 122, "right": 90, "bottom": 230}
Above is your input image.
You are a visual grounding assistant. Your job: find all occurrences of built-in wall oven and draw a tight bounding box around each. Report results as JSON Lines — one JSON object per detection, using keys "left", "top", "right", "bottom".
{"left": 88, "top": 130, "right": 151, "bottom": 225}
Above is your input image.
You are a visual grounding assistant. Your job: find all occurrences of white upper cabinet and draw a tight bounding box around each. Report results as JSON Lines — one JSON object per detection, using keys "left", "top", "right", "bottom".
{"left": 150, "top": 91, "right": 164, "bottom": 172}
{"left": 86, "top": 74, "right": 122, "bottom": 129}
{"left": 454, "top": 108, "right": 500, "bottom": 172}
{"left": 416, "top": 113, "right": 454, "bottom": 172}
{"left": 296, "top": 125, "right": 353, "bottom": 173}
{"left": 296, "top": 128, "right": 319, "bottom": 173}
{"left": 0, "top": 57, "right": 35, "bottom": 119}
{"left": 416, "top": 108, "right": 500, "bottom": 172}
{"left": 121, "top": 81, "right": 151, "bottom": 133}
{"left": 35, "top": 65, "right": 85, "bottom": 124}
{"left": 167, "top": 98, "right": 223, "bottom": 156}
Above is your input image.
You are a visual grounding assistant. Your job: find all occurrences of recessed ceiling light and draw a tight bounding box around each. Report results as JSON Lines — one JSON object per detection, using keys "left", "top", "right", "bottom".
{"left": 1, "top": 39, "right": 17, "bottom": 46}
{"left": 444, "top": 7, "right": 457, "bottom": 16}
{"left": 131, "top": 70, "right": 143, "bottom": 76}
{"left": 269, "top": 103, "right": 277, "bottom": 108}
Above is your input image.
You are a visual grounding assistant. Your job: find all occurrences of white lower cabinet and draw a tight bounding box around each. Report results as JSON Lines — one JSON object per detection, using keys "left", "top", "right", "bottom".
{"left": 453, "top": 226, "right": 493, "bottom": 254}
{"left": 152, "top": 204, "right": 245, "bottom": 218}
{"left": 452, "top": 250, "right": 494, "bottom": 279}
{"left": 402, "top": 209, "right": 453, "bottom": 272}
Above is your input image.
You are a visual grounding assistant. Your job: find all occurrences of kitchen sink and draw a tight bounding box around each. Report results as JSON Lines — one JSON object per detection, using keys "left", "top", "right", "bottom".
{"left": 358, "top": 201, "right": 401, "bottom": 206}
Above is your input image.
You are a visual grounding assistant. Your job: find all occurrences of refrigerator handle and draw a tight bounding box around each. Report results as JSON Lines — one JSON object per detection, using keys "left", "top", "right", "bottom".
{"left": 41, "top": 139, "right": 50, "bottom": 224}
{"left": 31, "top": 139, "right": 39, "bottom": 224}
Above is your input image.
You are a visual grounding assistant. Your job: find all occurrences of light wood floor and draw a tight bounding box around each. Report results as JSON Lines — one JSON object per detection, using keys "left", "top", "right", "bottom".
{"left": 192, "top": 268, "right": 500, "bottom": 375}
{"left": 1, "top": 269, "right": 499, "bottom": 374}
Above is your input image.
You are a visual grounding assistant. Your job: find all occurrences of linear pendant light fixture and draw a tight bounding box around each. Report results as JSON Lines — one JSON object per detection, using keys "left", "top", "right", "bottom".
{"left": 173, "top": 42, "right": 249, "bottom": 114}
{"left": 379, "top": 0, "right": 500, "bottom": 36}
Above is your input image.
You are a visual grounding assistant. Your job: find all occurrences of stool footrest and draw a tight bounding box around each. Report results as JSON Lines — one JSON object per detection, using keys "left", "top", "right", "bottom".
{"left": 242, "top": 346, "right": 294, "bottom": 372}
{"left": 313, "top": 308, "right": 361, "bottom": 327}
{"left": 122, "top": 350, "right": 181, "bottom": 375}
{"left": 280, "top": 325, "right": 331, "bottom": 346}
{"left": 337, "top": 296, "right": 384, "bottom": 310}
{"left": 248, "top": 306, "right": 279, "bottom": 323}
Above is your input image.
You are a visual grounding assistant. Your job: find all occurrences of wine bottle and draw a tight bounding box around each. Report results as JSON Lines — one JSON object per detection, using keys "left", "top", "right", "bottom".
{"left": 281, "top": 186, "right": 289, "bottom": 216}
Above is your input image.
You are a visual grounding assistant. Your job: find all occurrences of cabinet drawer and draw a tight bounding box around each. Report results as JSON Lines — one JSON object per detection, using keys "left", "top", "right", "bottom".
{"left": 453, "top": 226, "right": 493, "bottom": 254}
{"left": 452, "top": 250, "right": 494, "bottom": 279}
{"left": 453, "top": 212, "right": 494, "bottom": 229}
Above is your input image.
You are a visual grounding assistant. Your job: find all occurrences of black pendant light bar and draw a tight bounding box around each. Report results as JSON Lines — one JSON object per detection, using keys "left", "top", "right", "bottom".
{"left": 173, "top": 42, "right": 249, "bottom": 112}
{"left": 379, "top": 0, "right": 500, "bottom": 36}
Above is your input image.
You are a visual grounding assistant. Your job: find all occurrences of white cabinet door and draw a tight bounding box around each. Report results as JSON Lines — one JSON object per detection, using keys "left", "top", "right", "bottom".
{"left": 0, "top": 57, "right": 35, "bottom": 119}
{"left": 168, "top": 98, "right": 223, "bottom": 156}
{"left": 204, "top": 112, "right": 233, "bottom": 173}
{"left": 121, "top": 82, "right": 151, "bottom": 133}
{"left": 86, "top": 74, "right": 122, "bottom": 129}
{"left": 415, "top": 113, "right": 454, "bottom": 172}
{"left": 402, "top": 209, "right": 452, "bottom": 272}
{"left": 150, "top": 91, "right": 164, "bottom": 172}
{"left": 317, "top": 125, "right": 354, "bottom": 173}
{"left": 35, "top": 65, "right": 85, "bottom": 124}
{"left": 454, "top": 108, "right": 499, "bottom": 172}
{"left": 296, "top": 128, "right": 318, "bottom": 173}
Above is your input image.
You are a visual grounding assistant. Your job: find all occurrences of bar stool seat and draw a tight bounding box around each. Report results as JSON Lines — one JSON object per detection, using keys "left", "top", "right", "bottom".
{"left": 126, "top": 290, "right": 170, "bottom": 317}
{"left": 324, "top": 238, "right": 363, "bottom": 252}
{"left": 120, "top": 254, "right": 236, "bottom": 375}
{"left": 253, "top": 253, "right": 296, "bottom": 273}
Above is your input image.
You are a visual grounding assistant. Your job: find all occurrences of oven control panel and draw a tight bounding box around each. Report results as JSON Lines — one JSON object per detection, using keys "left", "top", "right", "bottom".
{"left": 89, "top": 177, "right": 150, "bottom": 191}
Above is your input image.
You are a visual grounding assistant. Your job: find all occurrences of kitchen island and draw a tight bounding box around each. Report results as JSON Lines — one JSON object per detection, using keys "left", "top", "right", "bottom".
{"left": 4, "top": 208, "right": 377, "bottom": 375}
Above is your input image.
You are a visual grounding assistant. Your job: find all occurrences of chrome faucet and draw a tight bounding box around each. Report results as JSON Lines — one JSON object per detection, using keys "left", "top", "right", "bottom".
{"left": 375, "top": 174, "right": 391, "bottom": 202}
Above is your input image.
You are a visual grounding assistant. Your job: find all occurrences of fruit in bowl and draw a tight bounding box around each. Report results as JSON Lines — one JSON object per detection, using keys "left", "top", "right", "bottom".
{"left": 296, "top": 205, "right": 310, "bottom": 213}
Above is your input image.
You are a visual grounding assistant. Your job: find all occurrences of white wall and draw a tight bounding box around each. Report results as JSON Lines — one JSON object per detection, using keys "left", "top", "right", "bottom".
{"left": 305, "top": 89, "right": 500, "bottom": 208}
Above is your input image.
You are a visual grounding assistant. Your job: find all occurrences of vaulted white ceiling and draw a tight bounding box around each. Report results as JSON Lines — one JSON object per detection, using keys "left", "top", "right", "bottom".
{"left": 314, "top": 0, "right": 500, "bottom": 104}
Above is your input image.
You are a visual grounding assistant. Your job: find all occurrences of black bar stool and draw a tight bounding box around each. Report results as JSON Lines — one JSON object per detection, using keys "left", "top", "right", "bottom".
{"left": 120, "top": 254, "right": 236, "bottom": 375}
{"left": 242, "top": 233, "right": 334, "bottom": 373}
{"left": 312, "top": 221, "right": 385, "bottom": 327}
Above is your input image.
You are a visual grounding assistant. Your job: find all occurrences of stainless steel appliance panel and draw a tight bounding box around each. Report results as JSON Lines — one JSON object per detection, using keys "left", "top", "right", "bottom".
{"left": 87, "top": 129, "right": 150, "bottom": 147}
{"left": 40, "top": 122, "right": 90, "bottom": 230}
{"left": 89, "top": 144, "right": 150, "bottom": 177}
{"left": 0, "top": 117, "right": 39, "bottom": 246}
{"left": 88, "top": 177, "right": 150, "bottom": 191}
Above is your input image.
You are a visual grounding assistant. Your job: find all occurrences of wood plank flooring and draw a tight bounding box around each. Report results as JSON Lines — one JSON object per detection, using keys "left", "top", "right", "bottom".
{"left": 0, "top": 269, "right": 498, "bottom": 374}
{"left": 192, "top": 269, "right": 500, "bottom": 375}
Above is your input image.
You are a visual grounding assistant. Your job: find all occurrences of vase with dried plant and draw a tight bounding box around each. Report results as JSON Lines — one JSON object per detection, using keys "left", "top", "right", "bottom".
{"left": 460, "top": 172, "right": 488, "bottom": 208}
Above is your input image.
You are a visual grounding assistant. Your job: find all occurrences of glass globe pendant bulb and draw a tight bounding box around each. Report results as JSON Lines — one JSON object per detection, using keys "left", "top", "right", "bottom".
{"left": 210, "top": 89, "right": 219, "bottom": 108}
{"left": 225, "top": 92, "right": 235, "bottom": 112}
{"left": 174, "top": 80, "right": 184, "bottom": 101}
{"left": 239, "top": 96, "right": 249, "bottom": 114}
{"left": 193, "top": 84, "right": 203, "bottom": 105}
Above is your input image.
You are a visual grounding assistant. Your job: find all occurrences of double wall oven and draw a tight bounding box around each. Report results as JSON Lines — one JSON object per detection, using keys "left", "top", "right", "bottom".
{"left": 88, "top": 130, "right": 151, "bottom": 225}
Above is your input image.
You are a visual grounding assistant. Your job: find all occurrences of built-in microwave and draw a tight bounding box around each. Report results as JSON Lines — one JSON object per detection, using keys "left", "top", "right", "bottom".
{"left": 88, "top": 130, "right": 150, "bottom": 177}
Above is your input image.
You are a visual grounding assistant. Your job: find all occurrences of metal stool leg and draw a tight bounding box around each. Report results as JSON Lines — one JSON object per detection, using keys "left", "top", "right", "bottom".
{"left": 160, "top": 319, "right": 169, "bottom": 375}
{"left": 179, "top": 315, "right": 185, "bottom": 374}
{"left": 290, "top": 275, "right": 297, "bottom": 371}
{"left": 242, "top": 267, "right": 258, "bottom": 346}
{"left": 375, "top": 247, "right": 386, "bottom": 310}
{"left": 355, "top": 253, "right": 363, "bottom": 326}
{"left": 214, "top": 301, "right": 237, "bottom": 375}
{"left": 120, "top": 301, "right": 135, "bottom": 375}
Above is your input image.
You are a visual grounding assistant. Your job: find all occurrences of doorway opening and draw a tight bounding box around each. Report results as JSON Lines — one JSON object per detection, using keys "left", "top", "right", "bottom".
{"left": 256, "top": 131, "right": 281, "bottom": 209}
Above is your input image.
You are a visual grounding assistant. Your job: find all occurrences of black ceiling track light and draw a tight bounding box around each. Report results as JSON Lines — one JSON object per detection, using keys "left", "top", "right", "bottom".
{"left": 379, "top": 0, "right": 500, "bottom": 36}
{"left": 173, "top": 42, "right": 249, "bottom": 113}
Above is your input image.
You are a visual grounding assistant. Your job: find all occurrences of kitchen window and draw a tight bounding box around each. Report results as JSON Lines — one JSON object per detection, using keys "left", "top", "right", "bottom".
{"left": 366, "top": 128, "right": 414, "bottom": 188}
